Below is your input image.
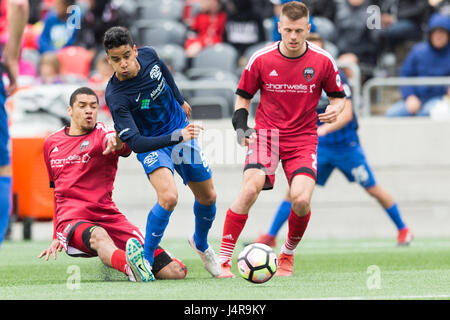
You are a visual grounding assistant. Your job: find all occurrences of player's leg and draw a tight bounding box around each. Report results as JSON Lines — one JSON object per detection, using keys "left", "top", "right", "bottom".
{"left": 186, "top": 178, "right": 221, "bottom": 277}
{"left": 276, "top": 174, "right": 315, "bottom": 276}
{"left": 364, "top": 184, "right": 413, "bottom": 245}
{"left": 0, "top": 102, "right": 11, "bottom": 248}
{"left": 218, "top": 168, "right": 266, "bottom": 278}
{"left": 145, "top": 167, "right": 178, "bottom": 267}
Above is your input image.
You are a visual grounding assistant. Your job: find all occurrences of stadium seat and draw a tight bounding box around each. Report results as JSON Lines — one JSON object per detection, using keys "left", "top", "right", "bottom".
{"left": 153, "top": 43, "right": 187, "bottom": 73}
{"left": 57, "top": 46, "right": 93, "bottom": 79}
{"left": 188, "top": 70, "right": 239, "bottom": 117}
{"left": 191, "top": 43, "right": 239, "bottom": 74}
{"left": 313, "top": 16, "right": 336, "bottom": 42}
{"left": 135, "top": 20, "right": 187, "bottom": 47}
{"left": 189, "top": 95, "right": 229, "bottom": 119}
{"left": 136, "top": 0, "right": 183, "bottom": 21}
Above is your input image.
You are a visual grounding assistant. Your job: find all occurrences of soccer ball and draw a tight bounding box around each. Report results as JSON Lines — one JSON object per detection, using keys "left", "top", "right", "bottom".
{"left": 237, "top": 243, "right": 277, "bottom": 284}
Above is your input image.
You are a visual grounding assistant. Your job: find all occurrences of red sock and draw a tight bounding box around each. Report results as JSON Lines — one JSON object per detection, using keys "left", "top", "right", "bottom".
{"left": 282, "top": 210, "right": 311, "bottom": 254}
{"left": 111, "top": 249, "right": 128, "bottom": 275}
{"left": 219, "top": 209, "right": 248, "bottom": 264}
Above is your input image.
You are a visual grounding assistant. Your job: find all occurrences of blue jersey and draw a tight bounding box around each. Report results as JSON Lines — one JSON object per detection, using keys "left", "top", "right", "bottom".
{"left": 105, "top": 46, "right": 187, "bottom": 144}
{"left": 0, "top": 63, "right": 9, "bottom": 166}
{"left": 317, "top": 70, "right": 359, "bottom": 148}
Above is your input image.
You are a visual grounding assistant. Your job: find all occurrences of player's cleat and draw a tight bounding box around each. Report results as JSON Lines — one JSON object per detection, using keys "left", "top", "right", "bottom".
{"left": 275, "top": 252, "right": 294, "bottom": 277}
{"left": 125, "top": 238, "right": 155, "bottom": 282}
{"left": 397, "top": 227, "right": 413, "bottom": 246}
{"left": 188, "top": 236, "right": 221, "bottom": 277}
{"left": 254, "top": 233, "right": 277, "bottom": 248}
{"left": 217, "top": 261, "right": 236, "bottom": 278}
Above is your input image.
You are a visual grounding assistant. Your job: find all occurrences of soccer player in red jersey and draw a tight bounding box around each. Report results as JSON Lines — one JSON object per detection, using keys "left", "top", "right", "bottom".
{"left": 39, "top": 87, "right": 187, "bottom": 282}
{"left": 217, "top": 2, "right": 347, "bottom": 278}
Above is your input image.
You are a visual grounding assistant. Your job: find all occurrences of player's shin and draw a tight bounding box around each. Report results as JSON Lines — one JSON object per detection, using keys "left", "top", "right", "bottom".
{"left": 219, "top": 209, "right": 248, "bottom": 265}
{"left": 0, "top": 176, "right": 12, "bottom": 245}
{"left": 193, "top": 200, "right": 216, "bottom": 252}
{"left": 144, "top": 203, "right": 172, "bottom": 266}
{"left": 281, "top": 209, "right": 311, "bottom": 255}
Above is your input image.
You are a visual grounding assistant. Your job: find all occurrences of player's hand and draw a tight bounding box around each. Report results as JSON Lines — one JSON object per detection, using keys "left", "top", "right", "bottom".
{"left": 237, "top": 129, "right": 257, "bottom": 147}
{"left": 181, "top": 123, "right": 204, "bottom": 141}
{"left": 318, "top": 104, "right": 340, "bottom": 123}
{"left": 102, "top": 133, "right": 124, "bottom": 155}
{"left": 181, "top": 101, "right": 192, "bottom": 119}
{"left": 317, "top": 125, "right": 329, "bottom": 137}
{"left": 38, "top": 239, "right": 63, "bottom": 261}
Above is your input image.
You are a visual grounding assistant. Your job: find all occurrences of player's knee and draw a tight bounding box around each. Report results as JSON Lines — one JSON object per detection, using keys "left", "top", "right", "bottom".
{"left": 89, "top": 227, "right": 111, "bottom": 250}
{"left": 158, "top": 191, "right": 178, "bottom": 210}
{"left": 291, "top": 195, "right": 310, "bottom": 216}
{"left": 240, "top": 184, "right": 261, "bottom": 203}
{"left": 196, "top": 189, "right": 216, "bottom": 206}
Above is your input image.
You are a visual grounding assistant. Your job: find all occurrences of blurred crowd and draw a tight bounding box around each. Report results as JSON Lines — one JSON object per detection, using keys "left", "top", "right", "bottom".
{"left": 1, "top": 0, "right": 450, "bottom": 117}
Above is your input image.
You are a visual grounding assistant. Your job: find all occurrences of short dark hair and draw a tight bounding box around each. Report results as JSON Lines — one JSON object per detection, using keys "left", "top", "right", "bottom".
{"left": 281, "top": 1, "right": 309, "bottom": 21}
{"left": 103, "top": 26, "right": 134, "bottom": 52}
{"left": 69, "top": 87, "right": 99, "bottom": 106}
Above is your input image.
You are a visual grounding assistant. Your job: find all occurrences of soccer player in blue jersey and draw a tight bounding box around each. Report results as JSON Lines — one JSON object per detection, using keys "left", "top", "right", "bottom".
{"left": 0, "top": 0, "right": 29, "bottom": 249}
{"left": 254, "top": 34, "right": 413, "bottom": 249}
{"left": 103, "top": 26, "right": 220, "bottom": 280}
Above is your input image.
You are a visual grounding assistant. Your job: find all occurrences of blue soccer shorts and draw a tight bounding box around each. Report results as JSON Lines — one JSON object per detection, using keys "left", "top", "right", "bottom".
{"left": 316, "top": 144, "right": 376, "bottom": 189}
{"left": 137, "top": 139, "right": 212, "bottom": 184}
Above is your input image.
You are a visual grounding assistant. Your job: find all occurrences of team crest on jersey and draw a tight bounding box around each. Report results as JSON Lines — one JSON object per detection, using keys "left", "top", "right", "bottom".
{"left": 303, "top": 67, "right": 315, "bottom": 82}
{"left": 80, "top": 140, "right": 90, "bottom": 152}
{"left": 150, "top": 65, "right": 162, "bottom": 80}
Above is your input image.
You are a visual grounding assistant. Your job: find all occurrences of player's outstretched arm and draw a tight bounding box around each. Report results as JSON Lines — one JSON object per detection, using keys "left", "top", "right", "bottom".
{"left": 38, "top": 239, "right": 63, "bottom": 261}
{"left": 2, "top": 0, "right": 29, "bottom": 96}
{"left": 318, "top": 99, "right": 353, "bottom": 136}
{"left": 232, "top": 96, "right": 256, "bottom": 146}
{"left": 103, "top": 132, "right": 125, "bottom": 155}
{"left": 318, "top": 96, "right": 346, "bottom": 124}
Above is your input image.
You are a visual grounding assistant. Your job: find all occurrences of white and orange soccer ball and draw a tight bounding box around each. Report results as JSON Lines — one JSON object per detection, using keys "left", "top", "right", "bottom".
{"left": 237, "top": 243, "right": 277, "bottom": 284}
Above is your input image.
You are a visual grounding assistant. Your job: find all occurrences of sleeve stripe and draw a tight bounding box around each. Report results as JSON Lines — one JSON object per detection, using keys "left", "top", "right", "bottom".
{"left": 236, "top": 88, "right": 254, "bottom": 99}
{"left": 245, "top": 42, "right": 278, "bottom": 71}
{"left": 307, "top": 41, "right": 339, "bottom": 72}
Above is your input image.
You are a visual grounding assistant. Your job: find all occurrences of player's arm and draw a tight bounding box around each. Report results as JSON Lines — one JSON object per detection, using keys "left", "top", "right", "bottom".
{"left": 232, "top": 94, "right": 257, "bottom": 146}
{"left": 107, "top": 101, "right": 202, "bottom": 154}
{"left": 318, "top": 98, "right": 353, "bottom": 136}
{"left": 2, "top": 0, "right": 29, "bottom": 96}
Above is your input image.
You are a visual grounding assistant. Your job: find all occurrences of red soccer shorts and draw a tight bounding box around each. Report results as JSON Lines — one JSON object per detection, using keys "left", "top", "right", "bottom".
{"left": 244, "top": 129, "right": 317, "bottom": 190}
{"left": 55, "top": 214, "right": 170, "bottom": 274}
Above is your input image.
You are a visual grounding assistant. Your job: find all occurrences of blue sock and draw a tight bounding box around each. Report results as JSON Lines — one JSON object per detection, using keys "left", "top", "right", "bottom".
{"left": 384, "top": 203, "right": 406, "bottom": 230}
{"left": 268, "top": 200, "right": 292, "bottom": 237}
{"left": 0, "top": 176, "right": 12, "bottom": 247}
{"left": 193, "top": 200, "right": 216, "bottom": 252}
{"left": 144, "top": 203, "right": 173, "bottom": 266}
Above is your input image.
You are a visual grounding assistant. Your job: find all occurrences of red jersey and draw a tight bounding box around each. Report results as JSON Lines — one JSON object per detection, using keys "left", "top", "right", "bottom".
{"left": 43, "top": 122, "right": 131, "bottom": 236}
{"left": 237, "top": 41, "right": 345, "bottom": 144}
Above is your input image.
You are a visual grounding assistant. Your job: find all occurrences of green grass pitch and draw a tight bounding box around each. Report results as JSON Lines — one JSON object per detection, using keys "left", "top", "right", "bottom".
{"left": 1, "top": 238, "right": 449, "bottom": 300}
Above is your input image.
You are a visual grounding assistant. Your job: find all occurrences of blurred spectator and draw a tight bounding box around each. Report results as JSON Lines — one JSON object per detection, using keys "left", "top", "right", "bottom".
{"left": 334, "top": 0, "right": 382, "bottom": 69}
{"left": 76, "top": 0, "right": 129, "bottom": 58}
{"left": 270, "top": 0, "right": 316, "bottom": 41}
{"left": 89, "top": 53, "right": 113, "bottom": 86}
{"left": 380, "top": 0, "right": 432, "bottom": 51}
{"left": 302, "top": 0, "right": 335, "bottom": 21}
{"left": 429, "top": 0, "right": 450, "bottom": 15}
{"left": 385, "top": 13, "right": 450, "bottom": 117}
{"left": 223, "top": 0, "right": 265, "bottom": 63}
{"left": 184, "top": 0, "right": 227, "bottom": 58}
{"left": 38, "top": 0, "right": 79, "bottom": 53}
{"left": 36, "top": 52, "right": 63, "bottom": 84}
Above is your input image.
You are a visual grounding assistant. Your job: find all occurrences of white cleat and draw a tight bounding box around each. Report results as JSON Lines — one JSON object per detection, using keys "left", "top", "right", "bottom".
{"left": 188, "top": 236, "right": 221, "bottom": 277}
{"left": 125, "top": 238, "right": 155, "bottom": 282}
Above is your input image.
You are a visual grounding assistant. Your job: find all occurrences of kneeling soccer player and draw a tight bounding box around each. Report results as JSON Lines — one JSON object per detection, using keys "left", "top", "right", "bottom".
{"left": 39, "top": 87, "right": 186, "bottom": 282}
